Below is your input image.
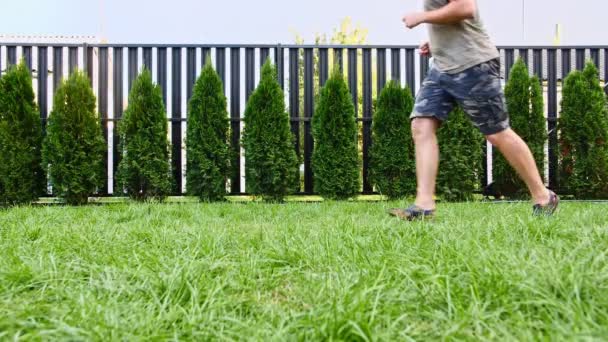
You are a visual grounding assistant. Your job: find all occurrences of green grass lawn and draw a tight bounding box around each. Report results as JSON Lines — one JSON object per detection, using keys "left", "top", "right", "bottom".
{"left": 1, "top": 201, "right": 607, "bottom": 341}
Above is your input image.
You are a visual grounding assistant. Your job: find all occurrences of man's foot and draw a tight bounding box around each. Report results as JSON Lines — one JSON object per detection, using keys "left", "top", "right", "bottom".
{"left": 533, "top": 190, "right": 559, "bottom": 216}
{"left": 388, "top": 205, "right": 435, "bottom": 221}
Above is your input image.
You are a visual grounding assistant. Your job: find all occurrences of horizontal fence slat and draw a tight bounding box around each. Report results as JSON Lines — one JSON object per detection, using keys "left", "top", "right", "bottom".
{"left": 4, "top": 42, "right": 608, "bottom": 49}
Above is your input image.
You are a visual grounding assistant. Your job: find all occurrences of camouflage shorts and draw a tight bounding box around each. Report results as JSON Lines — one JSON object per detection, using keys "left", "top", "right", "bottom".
{"left": 411, "top": 58, "right": 509, "bottom": 135}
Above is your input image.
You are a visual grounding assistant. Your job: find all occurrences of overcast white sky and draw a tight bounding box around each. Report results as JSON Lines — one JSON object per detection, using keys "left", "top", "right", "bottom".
{"left": 2, "top": 0, "right": 606, "bottom": 45}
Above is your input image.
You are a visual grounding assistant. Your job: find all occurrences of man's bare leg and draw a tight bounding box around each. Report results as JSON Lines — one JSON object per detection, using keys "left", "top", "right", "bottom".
{"left": 411, "top": 118, "right": 441, "bottom": 210}
{"left": 486, "top": 128, "right": 550, "bottom": 205}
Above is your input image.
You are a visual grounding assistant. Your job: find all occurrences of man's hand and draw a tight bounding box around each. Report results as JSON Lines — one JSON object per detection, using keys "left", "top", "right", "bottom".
{"left": 419, "top": 41, "right": 431, "bottom": 56}
{"left": 402, "top": 12, "right": 427, "bottom": 29}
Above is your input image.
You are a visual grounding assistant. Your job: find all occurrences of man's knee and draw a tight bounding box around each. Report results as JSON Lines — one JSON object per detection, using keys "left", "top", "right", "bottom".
{"left": 411, "top": 118, "right": 438, "bottom": 142}
{"left": 485, "top": 132, "right": 501, "bottom": 146}
{"left": 485, "top": 128, "right": 512, "bottom": 146}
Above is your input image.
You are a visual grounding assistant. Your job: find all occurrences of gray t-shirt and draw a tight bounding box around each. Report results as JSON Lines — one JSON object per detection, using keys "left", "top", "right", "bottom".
{"left": 425, "top": 0, "right": 499, "bottom": 73}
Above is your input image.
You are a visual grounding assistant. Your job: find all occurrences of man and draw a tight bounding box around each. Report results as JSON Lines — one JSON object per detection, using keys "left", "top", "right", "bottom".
{"left": 390, "top": 0, "right": 558, "bottom": 220}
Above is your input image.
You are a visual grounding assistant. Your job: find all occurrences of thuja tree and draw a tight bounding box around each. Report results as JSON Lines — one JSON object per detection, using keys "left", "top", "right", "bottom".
{"left": 116, "top": 69, "right": 172, "bottom": 201}
{"left": 186, "top": 60, "right": 230, "bottom": 201}
{"left": 312, "top": 66, "right": 360, "bottom": 200}
{"left": 42, "top": 71, "right": 106, "bottom": 205}
{"left": 493, "top": 59, "right": 546, "bottom": 198}
{"left": 369, "top": 80, "right": 416, "bottom": 199}
{"left": 437, "top": 106, "right": 485, "bottom": 201}
{"left": 0, "top": 61, "right": 45, "bottom": 206}
{"left": 242, "top": 59, "right": 298, "bottom": 202}
{"left": 559, "top": 62, "right": 608, "bottom": 198}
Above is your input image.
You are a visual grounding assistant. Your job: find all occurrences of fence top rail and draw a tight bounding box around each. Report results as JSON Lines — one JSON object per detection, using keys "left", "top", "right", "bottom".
{"left": 0, "top": 43, "right": 280, "bottom": 49}
{"left": 2, "top": 42, "right": 608, "bottom": 50}
{"left": 497, "top": 45, "right": 608, "bottom": 50}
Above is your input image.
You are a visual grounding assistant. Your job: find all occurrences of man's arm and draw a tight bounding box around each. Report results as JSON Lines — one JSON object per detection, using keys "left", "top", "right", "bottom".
{"left": 403, "top": 0, "right": 476, "bottom": 29}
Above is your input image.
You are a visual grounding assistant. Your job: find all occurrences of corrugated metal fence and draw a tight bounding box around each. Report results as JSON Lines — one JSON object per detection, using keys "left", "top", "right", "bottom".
{"left": 1, "top": 43, "right": 606, "bottom": 195}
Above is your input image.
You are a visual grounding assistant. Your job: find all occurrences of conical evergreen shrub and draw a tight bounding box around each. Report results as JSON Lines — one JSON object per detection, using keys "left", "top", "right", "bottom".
{"left": 369, "top": 80, "right": 415, "bottom": 199}
{"left": 312, "top": 66, "right": 360, "bottom": 200}
{"left": 42, "top": 71, "right": 106, "bottom": 205}
{"left": 559, "top": 62, "right": 608, "bottom": 198}
{"left": 493, "top": 59, "right": 546, "bottom": 198}
{"left": 437, "top": 107, "right": 485, "bottom": 201}
{"left": 0, "top": 61, "right": 45, "bottom": 206}
{"left": 242, "top": 59, "right": 298, "bottom": 202}
{"left": 186, "top": 60, "right": 230, "bottom": 201}
{"left": 116, "top": 69, "right": 172, "bottom": 200}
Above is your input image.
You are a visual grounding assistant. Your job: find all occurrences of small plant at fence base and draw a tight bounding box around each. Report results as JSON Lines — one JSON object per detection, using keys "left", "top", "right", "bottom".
{"left": 369, "top": 80, "right": 416, "bottom": 199}
{"left": 493, "top": 58, "right": 546, "bottom": 198}
{"left": 42, "top": 71, "right": 106, "bottom": 205}
{"left": 559, "top": 62, "right": 608, "bottom": 199}
{"left": 437, "top": 107, "right": 485, "bottom": 201}
{"left": 116, "top": 69, "right": 172, "bottom": 201}
{"left": 242, "top": 59, "right": 298, "bottom": 202}
{"left": 0, "top": 61, "right": 45, "bottom": 206}
{"left": 186, "top": 60, "right": 230, "bottom": 201}
{"left": 312, "top": 66, "right": 360, "bottom": 200}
